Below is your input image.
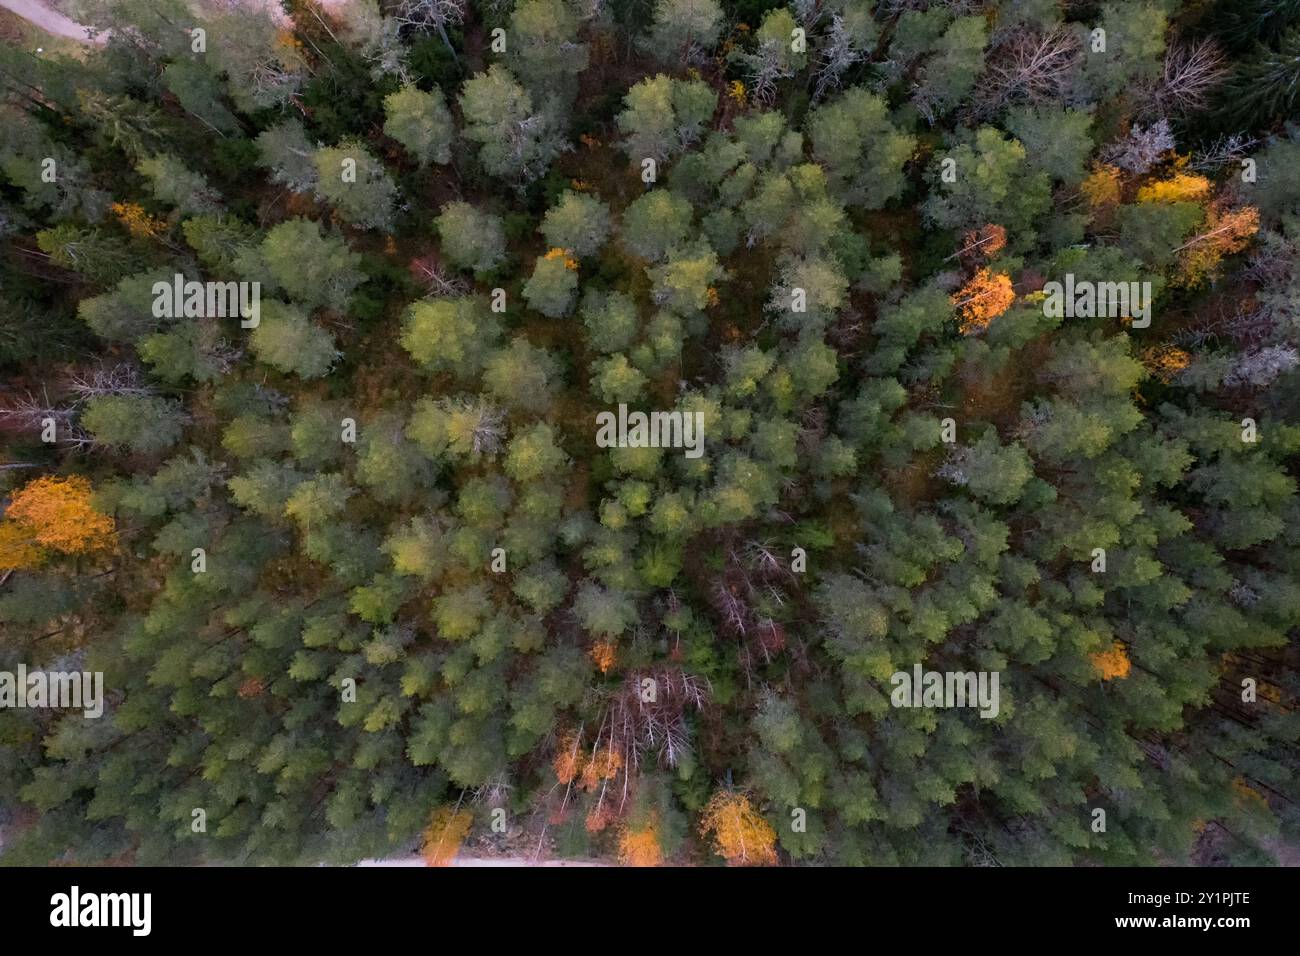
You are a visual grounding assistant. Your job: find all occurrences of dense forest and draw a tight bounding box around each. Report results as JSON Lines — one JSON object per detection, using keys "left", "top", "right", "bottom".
{"left": 1, "top": 0, "right": 1298, "bottom": 867}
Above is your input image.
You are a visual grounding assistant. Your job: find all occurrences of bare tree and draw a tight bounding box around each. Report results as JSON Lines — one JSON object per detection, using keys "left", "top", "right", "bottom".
{"left": 1189, "top": 132, "right": 1258, "bottom": 172}
{"left": 451, "top": 399, "right": 506, "bottom": 456}
{"left": 1100, "top": 119, "right": 1176, "bottom": 174}
{"left": 0, "top": 391, "right": 93, "bottom": 448}
{"left": 974, "top": 27, "right": 1080, "bottom": 118}
{"left": 737, "top": 38, "right": 797, "bottom": 106}
{"left": 934, "top": 445, "right": 973, "bottom": 487}
{"left": 65, "top": 364, "right": 153, "bottom": 405}
{"left": 393, "top": 0, "right": 467, "bottom": 59}
{"left": 792, "top": 0, "right": 824, "bottom": 27}
{"left": 811, "top": 14, "right": 864, "bottom": 104}
{"left": 1140, "top": 39, "right": 1226, "bottom": 120}
{"left": 470, "top": 774, "right": 513, "bottom": 808}
{"left": 712, "top": 579, "right": 750, "bottom": 635}
{"left": 1173, "top": 303, "right": 1273, "bottom": 349}
{"left": 411, "top": 257, "right": 469, "bottom": 297}
{"left": 1224, "top": 346, "right": 1300, "bottom": 389}
{"left": 607, "top": 668, "right": 709, "bottom": 774}
{"left": 248, "top": 60, "right": 304, "bottom": 112}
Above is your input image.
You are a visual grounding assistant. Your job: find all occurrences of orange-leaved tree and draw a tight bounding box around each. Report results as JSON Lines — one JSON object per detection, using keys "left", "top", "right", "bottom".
{"left": 420, "top": 805, "right": 474, "bottom": 867}
{"left": 1090, "top": 641, "right": 1132, "bottom": 681}
{"left": 1176, "top": 203, "right": 1259, "bottom": 287}
{"left": 699, "top": 790, "right": 777, "bottom": 866}
{"left": 579, "top": 743, "right": 624, "bottom": 792}
{"left": 589, "top": 640, "right": 617, "bottom": 674}
{"left": 1231, "top": 776, "right": 1268, "bottom": 811}
{"left": 553, "top": 730, "right": 585, "bottom": 786}
{"left": 0, "top": 522, "right": 44, "bottom": 571}
{"left": 543, "top": 246, "right": 579, "bottom": 271}
{"left": 0, "top": 475, "right": 116, "bottom": 570}
{"left": 952, "top": 268, "right": 1015, "bottom": 335}
{"left": 553, "top": 730, "right": 625, "bottom": 792}
{"left": 1141, "top": 344, "right": 1192, "bottom": 383}
{"left": 618, "top": 821, "right": 663, "bottom": 867}
{"left": 110, "top": 201, "right": 166, "bottom": 239}
{"left": 954, "top": 223, "right": 1007, "bottom": 262}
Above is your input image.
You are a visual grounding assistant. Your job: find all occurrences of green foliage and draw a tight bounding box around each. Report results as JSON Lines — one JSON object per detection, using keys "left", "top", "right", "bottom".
{"left": 435, "top": 201, "right": 507, "bottom": 273}
{"left": 482, "top": 339, "right": 561, "bottom": 414}
{"left": 82, "top": 395, "right": 185, "bottom": 454}
{"left": 312, "top": 142, "right": 399, "bottom": 231}
{"left": 923, "top": 127, "right": 1051, "bottom": 239}
{"left": 458, "top": 64, "right": 560, "bottom": 182}
{"left": 400, "top": 295, "right": 502, "bottom": 377}
{"left": 523, "top": 251, "right": 579, "bottom": 317}
{"left": 617, "top": 74, "right": 718, "bottom": 164}
{"left": 646, "top": 0, "right": 725, "bottom": 63}
{"left": 249, "top": 301, "right": 338, "bottom": 379}
{"left": 621, "top": 190, "right": 694, "bottom": 261}
{"left": 540, "top": 191, "right": 612, "bottom": 259}
{"left": 809, "top": 88, "right": 916, "bottom": 209}
{"left": 4, "top": 0, "right": 1298, "bottom": 873}
{"left": 244, "top": 218, "right": 364, "bottom": 313}
{"left": 136, "top": 154, "right": 222, "bottom": 216}
{"left": 383, "top": 85, "right": 454, "bottom": 167}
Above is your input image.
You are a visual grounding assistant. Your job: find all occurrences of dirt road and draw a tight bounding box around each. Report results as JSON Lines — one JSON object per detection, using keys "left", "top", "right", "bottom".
{"left": 0, "top": 0, "right": 104, "bottom": 43}
{"left": 0, "top": 0, "right": 358, "bottom": 44}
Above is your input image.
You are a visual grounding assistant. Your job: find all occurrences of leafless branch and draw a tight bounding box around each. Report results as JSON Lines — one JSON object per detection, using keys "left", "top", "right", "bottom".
{"left": 974, "top": 27, "right": 1080, "bottom": 119}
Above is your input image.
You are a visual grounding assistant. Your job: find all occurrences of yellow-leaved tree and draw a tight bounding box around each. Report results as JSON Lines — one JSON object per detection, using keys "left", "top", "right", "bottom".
{"left": 420, "top": 805, "right": 474, "bottom": 867}
{"left": 0, "top": 475, "right": 116, "bottom": 570}
{"left": 1080, "top": 164, "right": 1122, "bottom": 209}
{"left": 1135, "top": 172, "right": 1211, "bottom": 204}
{"left": 699, "top": 791, "right": 777, "bottom": 866}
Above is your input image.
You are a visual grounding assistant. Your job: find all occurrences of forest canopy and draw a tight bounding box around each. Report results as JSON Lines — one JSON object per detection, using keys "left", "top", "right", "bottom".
{"left": 0, "top": 0, "right": 1298, "bottom": 867}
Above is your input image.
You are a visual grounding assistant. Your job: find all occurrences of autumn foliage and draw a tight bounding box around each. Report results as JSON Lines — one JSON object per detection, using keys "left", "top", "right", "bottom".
{"left": 1231, "top": 776, "right": 1268, "bottom": 810}
{"left": 699, "top": 791, "right": 778, "bottom": 866}
{"left": 579, "top": 744, "right": 624, "bottom": 792}
{"left": 553, "top": 731, "right": 625, "bottom": 793}
{"left": 1141, "top": 344, "right": 1192, "bottom": 383}
{"left": 236, "top": 677, "right": 266, "bottom": 699}
{"left": 553, "top": 731, "right": 584, "bottom": 786}
{"left": 0, "top": 522, "right": 44, "bottom": 571}
{"left": 1090, "top": 641, "right": 1132, "bottom": 681}
{"left": 111, "top": 201, "right": 166, "bottom": 239}
{"left": 1136, "top": 172, "right": 1211, "bottom": 204}
{"left": 585, "top": 802, "right": 616, "bottom": 834}
{"left": 543, "top": 246, "right": 579, "bottom": 271}
{"left": 952, "top": 268, "right": 1015, "bottom": 334}
{"left": 0, "top": 475, "right": 116, "bottom": 569}
{"left": 1080, "top": 164, "right": 1122, "bottom": 209}
{"left": 420, "top": 805, "right": 474, "bottom": 866}
{"left": 958, "top": 224, "right": 1007, "bottom": 262}
{"left": 589, "top": 640, "right": 617, "bottom": 674}
{"left": 1176, "top": 203, "right": 1260, "bottom": 287}
{"left": 618, "top": 822, "right": 664, "bottom": 867}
